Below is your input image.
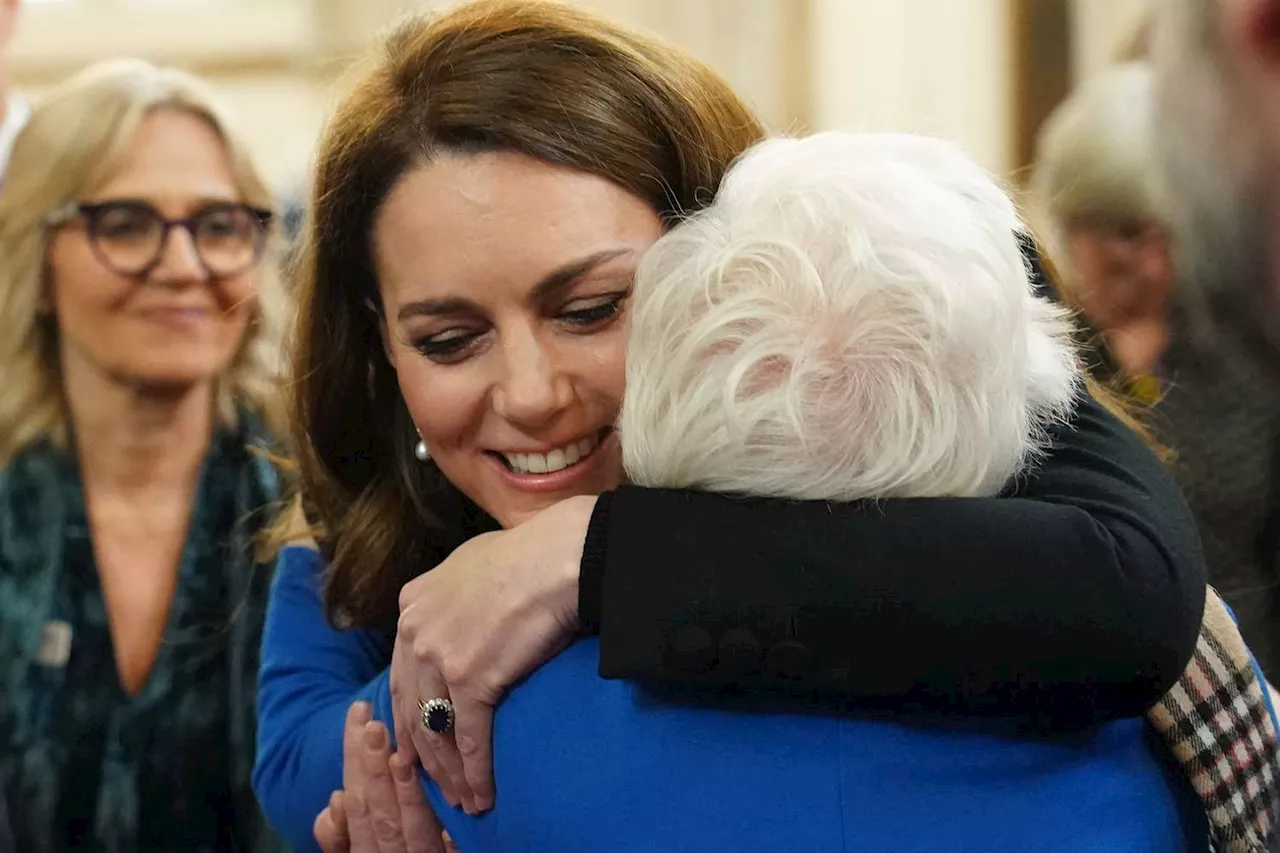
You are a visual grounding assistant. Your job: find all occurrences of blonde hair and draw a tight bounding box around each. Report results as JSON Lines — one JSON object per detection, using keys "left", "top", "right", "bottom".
{"left": 1032, "top": 63, "right": 1164, "bottom": 238}
{"left": 622, "top": 132, "right": 1082, "bottom": 500}
{"left": 0, "top": 58, "right": 286, "bottom": 466}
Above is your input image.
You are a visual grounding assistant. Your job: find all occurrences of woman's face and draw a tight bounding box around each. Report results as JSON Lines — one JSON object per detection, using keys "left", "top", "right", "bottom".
{"left": 1064, "top": 219, "right": 1171, "bottom": 330}
{"left": 47, "top": 108, "right": 258, "bottom": 394}
{"left": 373, "top": 152, "right": 662, "bottom": 528}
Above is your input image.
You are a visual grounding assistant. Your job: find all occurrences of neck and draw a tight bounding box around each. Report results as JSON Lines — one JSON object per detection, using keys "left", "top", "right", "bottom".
{"left": 1105, "top": 316, "right": 1169, "bottom": 378}
{"left": 64, "top": 361, "right": 215, "bottom": 498}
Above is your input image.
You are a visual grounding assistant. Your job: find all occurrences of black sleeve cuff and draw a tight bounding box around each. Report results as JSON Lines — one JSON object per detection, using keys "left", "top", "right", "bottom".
{"left": 577, "top": 491, "right": 613, "bottom": 635}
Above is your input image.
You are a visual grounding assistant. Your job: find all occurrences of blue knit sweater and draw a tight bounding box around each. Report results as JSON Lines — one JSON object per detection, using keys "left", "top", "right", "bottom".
{"left": 254, "top": 546, "right": 1206, "bottom": 853}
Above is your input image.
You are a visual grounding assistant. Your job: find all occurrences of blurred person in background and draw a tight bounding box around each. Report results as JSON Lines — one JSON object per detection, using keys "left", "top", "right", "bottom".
{"left": 1034, "top": 60, "right": 1280, "bottom": 679}
{"left": 0, "top": 0, "right": 27, "bottom": 180}
{"left": 0, "top": 59, "right": 287, "bottom": 853}
{"left": 1033, "top": 63, "right": 1171, "bottom": 390}
{"left": 1154, "top": 0, "right": 1280, "bottom": 681}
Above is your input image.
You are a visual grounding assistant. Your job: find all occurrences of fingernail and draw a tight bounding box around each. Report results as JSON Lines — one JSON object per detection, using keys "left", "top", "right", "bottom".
{"left": 442, "top": 787, "right": 460, "bottom": 809}
{"left": 330, "top": 791, "right": 344, "bottom": 811}
{"left": 363, "top": 722, "right": 387, "bottom": 750}
{"left": 348, "top": 702, "right": 372, "bottom": 726}
{"left": 390, "top": 753, "right": 413, "bottom": 783}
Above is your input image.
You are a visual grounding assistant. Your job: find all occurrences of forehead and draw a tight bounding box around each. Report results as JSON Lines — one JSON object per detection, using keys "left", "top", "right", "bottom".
{"left": 372, "top": 152, "right": 662, "bottom": 297}
{"left": 90, "top": 109, "right": 240, "bottom": 203}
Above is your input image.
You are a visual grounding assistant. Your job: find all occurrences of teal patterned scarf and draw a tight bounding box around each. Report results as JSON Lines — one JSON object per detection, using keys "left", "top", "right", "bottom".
{"left": 0, "top": 412, "right": 287, "bottom": 853}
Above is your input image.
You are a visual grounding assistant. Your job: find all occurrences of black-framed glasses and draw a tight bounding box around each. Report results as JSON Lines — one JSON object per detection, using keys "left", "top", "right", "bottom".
{"left": 45, "top": 200, "right": 273, "bottom": 279}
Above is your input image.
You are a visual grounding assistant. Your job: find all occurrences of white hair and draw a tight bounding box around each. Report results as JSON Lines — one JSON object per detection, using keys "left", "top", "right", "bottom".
{"left": 619, "top": 131, "right": 1082, "bottom": 501}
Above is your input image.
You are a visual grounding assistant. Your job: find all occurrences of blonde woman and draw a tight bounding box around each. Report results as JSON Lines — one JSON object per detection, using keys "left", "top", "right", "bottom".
{"left": 0, "top": 60, "right": 286, "bottom": 852}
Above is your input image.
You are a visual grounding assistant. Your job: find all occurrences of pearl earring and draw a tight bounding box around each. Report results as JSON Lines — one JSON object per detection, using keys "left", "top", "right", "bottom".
{"left": 414, "top": 439, "right": 430, "bottom": 461}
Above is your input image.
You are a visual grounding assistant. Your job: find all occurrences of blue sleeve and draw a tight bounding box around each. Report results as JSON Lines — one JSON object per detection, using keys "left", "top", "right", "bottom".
{"left": 252, "top": 546, "right": 398, "bottom": 852}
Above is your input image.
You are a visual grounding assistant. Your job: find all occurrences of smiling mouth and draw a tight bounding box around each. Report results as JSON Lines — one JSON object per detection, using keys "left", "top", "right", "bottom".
{"left": 492, "top": 427, "right": 611, "bottom": 475}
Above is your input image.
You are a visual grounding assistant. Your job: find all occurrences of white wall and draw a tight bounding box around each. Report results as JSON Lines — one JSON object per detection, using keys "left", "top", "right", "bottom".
{"left": 808, "top": 0, "right": 1013, "bottom": 175}
{"left": 13, "top": 0, "right": 1033, "bottom": 187}
{"left": 1072, "top": 0, "right": 1150, "bottom": 82}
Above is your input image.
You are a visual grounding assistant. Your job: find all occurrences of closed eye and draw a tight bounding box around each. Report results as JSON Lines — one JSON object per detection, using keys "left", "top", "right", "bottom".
{"left": 560, "top": 292, "right": 628, "bottom": 328}
{"left": 413, "top": 330, "right": 480, "bottom": 362}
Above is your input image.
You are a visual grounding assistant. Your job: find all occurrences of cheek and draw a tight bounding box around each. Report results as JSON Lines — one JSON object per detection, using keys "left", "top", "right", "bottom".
{"left": 48, "top": 242, "right": 131, "bottom": 338}
{"left": 588, "top": 330, "right": 628, "bottom": 406}
{"left": 392, "top": 352, "right": 485, "bottom": 452}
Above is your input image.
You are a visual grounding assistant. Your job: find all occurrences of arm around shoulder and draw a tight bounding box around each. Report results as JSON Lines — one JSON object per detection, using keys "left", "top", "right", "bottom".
{"left": 588, "top": 393, "right": 1205, "bottom": 723}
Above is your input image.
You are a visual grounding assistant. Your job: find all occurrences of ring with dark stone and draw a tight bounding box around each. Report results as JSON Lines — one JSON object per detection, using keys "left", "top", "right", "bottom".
{"left": 417, "top": 697, "right": 455, "bottom": 734}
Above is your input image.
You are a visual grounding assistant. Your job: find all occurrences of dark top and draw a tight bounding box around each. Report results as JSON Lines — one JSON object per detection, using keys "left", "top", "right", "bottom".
{"left": 0, "top": 418, "right": 285, "bottom": 853}
{"left": 579, "top": 390, "right": 1208, "bottom": 725}
{"left": 1156, "top": 304, "right": 1280, "bottom": 679}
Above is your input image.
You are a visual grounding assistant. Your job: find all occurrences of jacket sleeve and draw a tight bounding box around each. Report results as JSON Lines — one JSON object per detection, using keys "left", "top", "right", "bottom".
{"left": 585, "top": 392, "right": 1207, "bottom": 724}
{"left": 252, "top": 546, "right": 397, "bottom": 852}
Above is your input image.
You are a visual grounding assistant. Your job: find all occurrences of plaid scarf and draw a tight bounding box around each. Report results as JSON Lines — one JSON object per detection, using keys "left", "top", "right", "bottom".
{"left": 1149, "top": 587, "right": 1280, "bottom": 852}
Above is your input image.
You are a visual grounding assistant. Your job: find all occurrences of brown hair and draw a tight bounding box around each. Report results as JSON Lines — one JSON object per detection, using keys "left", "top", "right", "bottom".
{"left": 285, "top": 0, "right": 766, "bottom": 629}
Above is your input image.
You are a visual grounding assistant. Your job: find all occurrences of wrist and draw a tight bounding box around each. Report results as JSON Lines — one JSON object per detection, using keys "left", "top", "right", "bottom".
{"left": 559, "top": 495, "right": 598, "bottom": 627}
{"left": 578, "top": 492, "right": 613, "bottom": 635}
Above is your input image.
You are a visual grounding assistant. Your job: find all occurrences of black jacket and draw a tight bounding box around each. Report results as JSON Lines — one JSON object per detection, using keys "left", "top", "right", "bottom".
{"left": 579, "top": 391, "right": 1206, "bottom": 726}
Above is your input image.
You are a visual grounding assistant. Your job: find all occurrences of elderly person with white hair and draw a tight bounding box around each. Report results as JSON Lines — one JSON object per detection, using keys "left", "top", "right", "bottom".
{"left": 284, "top": 131, "right": 1259, "bottom": 853}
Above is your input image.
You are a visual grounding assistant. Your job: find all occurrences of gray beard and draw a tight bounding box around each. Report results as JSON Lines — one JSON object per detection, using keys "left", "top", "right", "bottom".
{"left": 1156, "top": 59, "right": 1280, "bottom": 368}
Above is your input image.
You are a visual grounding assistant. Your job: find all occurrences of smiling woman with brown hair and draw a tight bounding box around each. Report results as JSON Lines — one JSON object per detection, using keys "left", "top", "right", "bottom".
{"left": 0, "top": 59, "right": 287, "bottom": 852}
{"left": 254, "top": 1, "right": 1209, "bottom": 849}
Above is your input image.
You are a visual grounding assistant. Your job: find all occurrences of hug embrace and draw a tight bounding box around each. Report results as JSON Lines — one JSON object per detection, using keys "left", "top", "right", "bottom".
{"left": 252, "top": 2, "right": 1280, "bottom": 852}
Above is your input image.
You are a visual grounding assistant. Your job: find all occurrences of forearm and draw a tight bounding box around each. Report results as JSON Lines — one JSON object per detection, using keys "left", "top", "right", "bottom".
{"left": 597, "top": 488, "right": 1200, "bottom": 716}
{"left": 584, "top": 395, "right": 1206, "bottom": 721}
{"left": 252, "top": 547, "right": 397, "bottom": 849}
{"left": 254, "top": 666, "right": 395, "bottom": 847}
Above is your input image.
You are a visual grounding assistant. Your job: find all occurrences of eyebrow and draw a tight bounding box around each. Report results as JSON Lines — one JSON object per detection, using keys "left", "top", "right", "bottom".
{"left": 395, "top": 248, "right": 633, "bottom": 323}
{"left": 81, "top": 195, "right": 245, "bottom": 212}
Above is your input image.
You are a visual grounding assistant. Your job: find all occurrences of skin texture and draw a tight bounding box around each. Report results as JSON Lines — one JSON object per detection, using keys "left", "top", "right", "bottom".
{"left": 372, "top": 151, "right": 660, "bottom": 529}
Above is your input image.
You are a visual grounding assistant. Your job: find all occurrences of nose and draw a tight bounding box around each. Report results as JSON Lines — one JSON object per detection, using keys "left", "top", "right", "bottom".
{"left": 491, "top": 327, "right": 574, "bottom": 430}
{"left": 149, "top": 225, "right": 206, "bottom": 284}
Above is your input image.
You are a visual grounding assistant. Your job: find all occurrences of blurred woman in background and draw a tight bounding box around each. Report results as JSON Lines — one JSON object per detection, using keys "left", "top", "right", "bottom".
{"left": 1033, "top": 62, "right": 1171, "bottom": 390}
{"left": 0, "top": 59, "right": 286, "bottom": 852}
{"left": 1034, "top": 61, "right": 1280, "bottom": 681}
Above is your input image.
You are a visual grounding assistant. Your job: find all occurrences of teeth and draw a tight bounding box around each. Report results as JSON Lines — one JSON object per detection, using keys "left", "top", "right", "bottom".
{"left": 504, "top": 433, "right": 601, "bottom": 475}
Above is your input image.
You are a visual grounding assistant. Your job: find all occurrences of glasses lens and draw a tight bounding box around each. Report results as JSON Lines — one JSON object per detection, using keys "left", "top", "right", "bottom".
{"left": 194, "top": 205, "right": 264, "bottom": 276}
{"left": 90, "top": 204, "right": 164, "bottom": 274}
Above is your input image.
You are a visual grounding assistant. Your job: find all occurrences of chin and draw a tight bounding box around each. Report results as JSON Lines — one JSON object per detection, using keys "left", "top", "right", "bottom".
{"left": 121, "top": 359, "right": 230, "bottom": 394}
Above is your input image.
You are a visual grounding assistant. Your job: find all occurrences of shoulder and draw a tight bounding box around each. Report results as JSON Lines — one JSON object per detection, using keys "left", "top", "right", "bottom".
{"left": 0, "top": 444, "right": 68, "bottom": 545}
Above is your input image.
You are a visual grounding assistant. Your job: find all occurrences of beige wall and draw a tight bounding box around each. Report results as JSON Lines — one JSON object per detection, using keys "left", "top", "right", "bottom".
{"left": 1071, "top": 0, "right": 1150, "bottom": 83}
{"left": 810, "top": 0, "right": 1013, "bottom": 174}
{"left": 11, "top": 0, "right": 1149, "bottom": 192}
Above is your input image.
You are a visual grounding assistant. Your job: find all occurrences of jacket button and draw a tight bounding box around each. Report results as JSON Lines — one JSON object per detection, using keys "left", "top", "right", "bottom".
{"left": 666, "top": 625, "right": 716, "bottom": 673}
{"left": 717, "top": 628, "right": 762, "bottom": 676}
{"left": 764, "top": 640, "right": 813, "bottom": 681}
